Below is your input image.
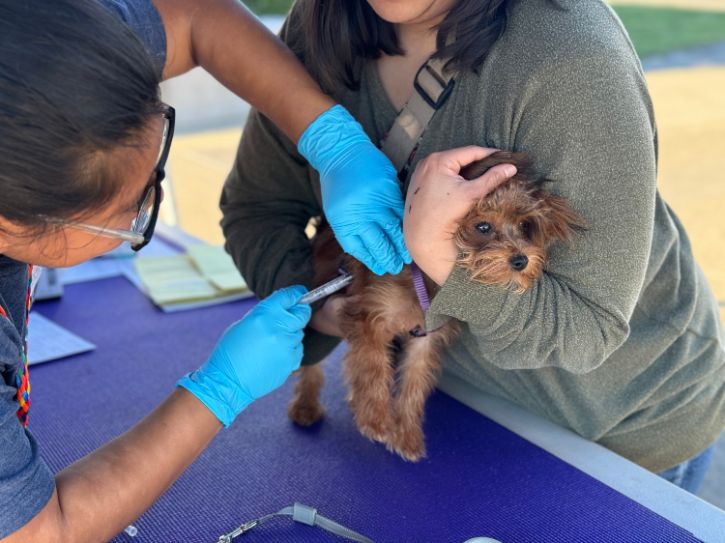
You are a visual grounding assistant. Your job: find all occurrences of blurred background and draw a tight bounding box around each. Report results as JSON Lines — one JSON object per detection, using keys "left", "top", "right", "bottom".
{"left": 157, "top": 0, "right": 725, "bottom": 509}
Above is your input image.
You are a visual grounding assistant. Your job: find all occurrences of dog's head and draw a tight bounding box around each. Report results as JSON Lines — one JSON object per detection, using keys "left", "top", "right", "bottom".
{"left": 454, "top": 152, "right": 586, "bottom": 292}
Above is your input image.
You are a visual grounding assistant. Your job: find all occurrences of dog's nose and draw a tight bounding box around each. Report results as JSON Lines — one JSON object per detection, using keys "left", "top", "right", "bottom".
{"left": 509, "top": 254, "right": 528, "bottom": 271}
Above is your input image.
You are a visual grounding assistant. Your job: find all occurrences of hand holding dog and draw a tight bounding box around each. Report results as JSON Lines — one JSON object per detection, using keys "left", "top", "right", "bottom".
{"left": 404, "top": 147, "right": 517, "bottom": 286}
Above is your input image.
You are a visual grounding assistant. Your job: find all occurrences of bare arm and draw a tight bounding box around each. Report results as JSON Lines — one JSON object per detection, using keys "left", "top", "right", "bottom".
{"left": 3, "top": 389, "right": 221, "bottom": 543}
{"left": 154, "top": 0, "right": 333, "bottom": 143}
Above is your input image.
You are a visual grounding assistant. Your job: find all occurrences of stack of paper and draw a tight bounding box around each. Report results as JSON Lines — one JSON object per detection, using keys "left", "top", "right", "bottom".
{"left": 134, "top": 244, "right": 253, "bottom": 312}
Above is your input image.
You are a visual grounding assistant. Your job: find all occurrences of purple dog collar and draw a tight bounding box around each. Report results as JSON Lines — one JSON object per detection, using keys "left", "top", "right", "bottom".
{"left": 411, "top": 262, "right": 431, "bottom": 312}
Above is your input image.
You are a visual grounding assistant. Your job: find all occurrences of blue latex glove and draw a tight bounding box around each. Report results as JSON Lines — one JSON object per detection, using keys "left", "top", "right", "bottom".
{"left": 177, "top": 286, "right": 311, "bottom": 427}
{"left": 298, "top": 105, "right": 412, "bottom": 275}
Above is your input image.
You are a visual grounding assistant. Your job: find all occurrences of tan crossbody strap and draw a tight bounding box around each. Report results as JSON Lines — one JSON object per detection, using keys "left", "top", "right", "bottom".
{"left": 380, "top": 56, "right": 456, "bottom": 177}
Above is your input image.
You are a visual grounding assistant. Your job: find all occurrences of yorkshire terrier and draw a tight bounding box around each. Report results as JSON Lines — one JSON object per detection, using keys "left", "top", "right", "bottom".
{"left": 288, "top": 151, "right": 586, "bottom": 461}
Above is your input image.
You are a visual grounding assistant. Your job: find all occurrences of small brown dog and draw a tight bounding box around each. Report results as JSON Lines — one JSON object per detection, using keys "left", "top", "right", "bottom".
{"left": 288, "top": 151, "right": 586, "bottom": 461}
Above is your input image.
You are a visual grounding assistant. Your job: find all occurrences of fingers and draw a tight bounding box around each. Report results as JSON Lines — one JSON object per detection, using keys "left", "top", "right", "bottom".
{"left": 464, "top": 163, "right": 518, "bottom": 200}
{"left": 287, "top": 303, "right": 312, "bottom": 324}
{"left": 282, "top": 332, "right": 304, "bottom": 371}
{"left": 434, "top": 146, "right": 502, "bottom": 175}
{"left": 341, "top": 234, "right": 384, "bottom": 275}
{"left": 264, "top": 285, "right": 308, "bottom": 308}
{"left": 284, "top": 329, "right": 305, "bottom": 345}
{"left": 383, "top": 219, "right": 412, "bottom": 265}
{"left": 337, "top": 216, "right": 409, "bottom": 274}
{"left": 359, "top": 226, "right": 404, "bottom": 275}
{"left": 291, "top": 344, "right": 303, "bottom": 371}
{"left": 262, "top": 286, "right": 312, "bottom": 328}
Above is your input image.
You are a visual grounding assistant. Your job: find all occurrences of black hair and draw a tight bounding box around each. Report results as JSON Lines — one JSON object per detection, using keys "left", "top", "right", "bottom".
{"left": 0, "top": 0, "right": 163, "bottom": 232}
{"left": 291, "top": 0, "right": 561, "bottom": 92}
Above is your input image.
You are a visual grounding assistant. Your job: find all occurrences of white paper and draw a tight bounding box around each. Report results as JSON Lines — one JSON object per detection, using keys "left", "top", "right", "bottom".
{"left": 27, "top": 313, "right": 96, "bottom": 365}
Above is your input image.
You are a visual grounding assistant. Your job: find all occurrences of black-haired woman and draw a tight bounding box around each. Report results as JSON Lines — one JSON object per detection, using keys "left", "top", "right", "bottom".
{"left": 0, "top": 0, "right": 420, "bottom": 540}
{"left": 221, "top": 0, "right": 725, "bottom": 497}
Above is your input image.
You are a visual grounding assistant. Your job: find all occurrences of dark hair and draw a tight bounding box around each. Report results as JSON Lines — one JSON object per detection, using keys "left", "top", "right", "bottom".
{"left": 0, "top": 0, "right": 162, "bottom": 232}
{"left": 292, "top": 0, "right": 548, "bottom": 92}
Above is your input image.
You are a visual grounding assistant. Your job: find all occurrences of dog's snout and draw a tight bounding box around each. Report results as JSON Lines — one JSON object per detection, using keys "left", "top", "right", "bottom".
{"left": 509, "top": 254, "right": 528, "bottom": 271}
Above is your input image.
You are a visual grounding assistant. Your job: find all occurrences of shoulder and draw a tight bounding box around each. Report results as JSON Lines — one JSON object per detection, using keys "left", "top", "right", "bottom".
{"left": 457, "top": 0, "right": 651, "bottom": 128}
{"left": 277, "top": 2, "right": 355, "bottom": 101}
{"left": 498, "top": 0, "right": 641, "bottom": 76}
{"left": 98, "top": 0, "right": 167, "bottom": 75}
{"left": 0, "top": 257, "right": 26, "bottom": 369}
{"left": 277, "top": 2, "right": 307, "bottom": 62}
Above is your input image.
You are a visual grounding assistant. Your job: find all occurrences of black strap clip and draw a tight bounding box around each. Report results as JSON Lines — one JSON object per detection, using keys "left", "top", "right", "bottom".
{"left": 413, "top": 61, "right": 455, "bottom": 110}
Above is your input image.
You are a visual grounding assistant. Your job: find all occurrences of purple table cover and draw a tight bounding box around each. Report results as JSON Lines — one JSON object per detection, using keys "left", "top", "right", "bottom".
{"left": 28, "top": 276, "right": 702, "bottom": 543}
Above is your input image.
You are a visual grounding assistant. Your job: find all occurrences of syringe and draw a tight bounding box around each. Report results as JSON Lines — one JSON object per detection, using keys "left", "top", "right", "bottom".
{"left": 299, "top": 273, "right": 354, "bottom": 305}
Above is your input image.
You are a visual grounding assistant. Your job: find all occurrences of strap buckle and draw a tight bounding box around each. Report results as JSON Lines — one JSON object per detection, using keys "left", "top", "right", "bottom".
{"left": 413, "top": 61, "right": 455, "bottom": 110}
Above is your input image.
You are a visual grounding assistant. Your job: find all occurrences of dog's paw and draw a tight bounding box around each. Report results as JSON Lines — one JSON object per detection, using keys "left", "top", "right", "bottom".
{"left": 288, "top": 400, "right": 325, "bottom": 426}
{"left": 358, "top": 421, "right": 390, "bottom": 443}
{"left": 387, "top": 428, "right": 427, "bottom": 462}
{"left": 352, "top": 403, "right": 394, "bottom": 443}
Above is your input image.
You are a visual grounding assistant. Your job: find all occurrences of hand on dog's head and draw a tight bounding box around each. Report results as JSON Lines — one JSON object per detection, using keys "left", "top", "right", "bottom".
{"left": 456, "top": 151, "right": 586, "bottom": 292}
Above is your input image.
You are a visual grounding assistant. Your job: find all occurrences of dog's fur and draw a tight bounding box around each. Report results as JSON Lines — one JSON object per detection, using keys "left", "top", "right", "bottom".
{"left": 288, "top": 151, "right": 586, "bottom": 461}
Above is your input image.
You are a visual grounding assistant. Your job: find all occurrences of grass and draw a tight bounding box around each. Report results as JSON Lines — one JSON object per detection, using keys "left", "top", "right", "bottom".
{"left": 244, "top": 2, "right": 725, "bottom": 59}
{"left": 245, "top": 0, "right": 293, "bottom": 15}
{"left": 613, "top": 6, "right": 725, "bottom": 57}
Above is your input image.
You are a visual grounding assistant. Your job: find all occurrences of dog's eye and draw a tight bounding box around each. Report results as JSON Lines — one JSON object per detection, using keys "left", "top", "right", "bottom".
{"left": 520, "top": 220, "right": 532, "bottom": 236}
{"left": 475, "top": 222, "right": 493, "bottom": 234}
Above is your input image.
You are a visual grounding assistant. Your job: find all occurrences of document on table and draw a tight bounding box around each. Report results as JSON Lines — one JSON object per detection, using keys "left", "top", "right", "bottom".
{"left": 134, "top": 244, "right": 253, "bottom": 312}
{"left": 27, "top": 313, "right": 96, "bottom": 365}
{"left": 187, "top": 244, "right": 248, "bottom": 292}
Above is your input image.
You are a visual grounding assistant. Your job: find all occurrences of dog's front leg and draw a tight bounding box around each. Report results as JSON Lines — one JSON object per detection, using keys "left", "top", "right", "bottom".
{"left": 343, "top": 328, "right": 396, "bottom": 444}
{"left": 390, "top": 322, "right": 460, "bottom": 461}
{"left": 288, "top": 364, "right": 325, "bottom": 426}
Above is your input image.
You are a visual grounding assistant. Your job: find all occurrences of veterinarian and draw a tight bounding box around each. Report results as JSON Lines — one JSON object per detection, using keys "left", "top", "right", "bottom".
{"left": 0, "top": 0, "right": 447, "bottom": 539}
{"left": 221, "top": 0, "right": 725, "bottom": 495}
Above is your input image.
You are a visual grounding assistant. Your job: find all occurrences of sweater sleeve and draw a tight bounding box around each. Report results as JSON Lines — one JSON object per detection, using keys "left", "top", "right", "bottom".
{"left": 219, "top": 96, "right": 341, "bottom": 364}
{"left": 427, "top": 46, "right": 658, "bottom": 374}
{"left": 219, "top": 5, "right": 322, "bottom": 297}
{"left": 220, "top": 108, "right": 320, "bottom": 296}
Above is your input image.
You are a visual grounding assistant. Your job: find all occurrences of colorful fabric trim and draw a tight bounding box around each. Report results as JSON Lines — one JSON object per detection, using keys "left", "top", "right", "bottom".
{"left": 0, "top": 265, "right": 33, "bottom": 427}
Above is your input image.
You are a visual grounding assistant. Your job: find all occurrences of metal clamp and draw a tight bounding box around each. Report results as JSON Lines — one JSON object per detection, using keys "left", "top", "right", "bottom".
{"left": 217, "top": 520, "right": 259, "bottom": 542}
{"left": 215, "top": 504, "right": 373, "bottom": 543}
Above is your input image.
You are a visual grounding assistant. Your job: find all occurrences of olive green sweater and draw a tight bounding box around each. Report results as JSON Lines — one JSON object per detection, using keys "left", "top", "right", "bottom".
{"left": 221, "top": 0, "right": 725, "bottom": 471}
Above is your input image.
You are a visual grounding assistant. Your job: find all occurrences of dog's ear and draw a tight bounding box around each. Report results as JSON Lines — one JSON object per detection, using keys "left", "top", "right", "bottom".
{"left": 533, "top": 191, "right": 587, "bottom": 245}
{"left": 460, "top": 151, "right": 537, "bottom": 182}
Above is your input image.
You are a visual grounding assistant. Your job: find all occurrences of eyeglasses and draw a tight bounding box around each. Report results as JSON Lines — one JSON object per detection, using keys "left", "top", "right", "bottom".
{"left": 66, "top": 104, "right": 175, "bottom": 251}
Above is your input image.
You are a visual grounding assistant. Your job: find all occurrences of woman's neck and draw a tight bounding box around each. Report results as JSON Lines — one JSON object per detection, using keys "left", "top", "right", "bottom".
{"left": 395, "top": 21, "right": 439, "bottom": 60}
{"left": 376, "top": 20, "right": 441, "bottom": 111}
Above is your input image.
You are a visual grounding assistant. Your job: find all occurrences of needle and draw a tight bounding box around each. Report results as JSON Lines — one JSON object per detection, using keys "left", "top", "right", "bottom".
{"left": 299, "top": 273, "right": 353, "bottom": 304}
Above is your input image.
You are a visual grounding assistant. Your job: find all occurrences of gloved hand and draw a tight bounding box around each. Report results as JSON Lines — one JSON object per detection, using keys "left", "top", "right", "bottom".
{"left": 177, "top": 285, "right": 311, "bottom": 427}
{"left": 298, "top": 105, "right": 412, "bottom": 275}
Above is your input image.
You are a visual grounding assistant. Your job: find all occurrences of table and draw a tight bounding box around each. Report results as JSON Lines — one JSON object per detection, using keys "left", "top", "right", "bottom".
{"left": 27, "top": 259, "right": 725, "bottom": 542}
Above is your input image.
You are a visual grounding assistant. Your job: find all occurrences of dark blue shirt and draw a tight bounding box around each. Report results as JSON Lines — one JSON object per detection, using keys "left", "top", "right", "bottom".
{"left": 0, "top": 258, "right": 53, "bottom": 538}
{"left": 101, "top": 0, "right": 167, "bottom": 75}
{"left": 0, "top": 1, "right": 166, "bottom": 537}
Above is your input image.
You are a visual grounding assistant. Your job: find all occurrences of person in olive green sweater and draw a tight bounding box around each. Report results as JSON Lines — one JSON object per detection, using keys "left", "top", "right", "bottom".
{"left": 220, "top": 0, "right": 725, "bottom": 490}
